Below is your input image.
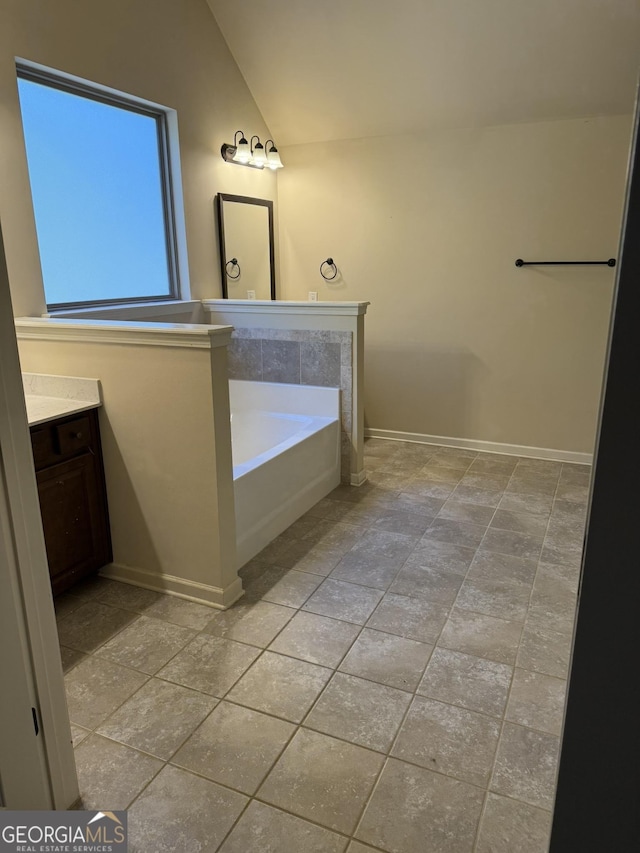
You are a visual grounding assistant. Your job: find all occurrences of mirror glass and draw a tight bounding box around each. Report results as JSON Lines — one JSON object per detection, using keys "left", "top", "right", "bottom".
{"left": 216, "top": 194, "right": 275, "bottom": 299}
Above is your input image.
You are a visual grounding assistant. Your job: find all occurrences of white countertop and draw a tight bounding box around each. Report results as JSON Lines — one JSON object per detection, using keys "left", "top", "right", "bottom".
{"left": 23, "top": 373, "right": 102, "bottom": 426}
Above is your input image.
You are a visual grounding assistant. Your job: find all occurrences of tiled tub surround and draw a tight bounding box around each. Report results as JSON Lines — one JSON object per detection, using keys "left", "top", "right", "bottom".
{"left": 230, "top": 380, "right": 341, "bottom": 568}
{"left": 59, "top": 440, "right": 587, "bottom": 852}
{"left": 227, "top": 327, "right": 353, "bottom": 483}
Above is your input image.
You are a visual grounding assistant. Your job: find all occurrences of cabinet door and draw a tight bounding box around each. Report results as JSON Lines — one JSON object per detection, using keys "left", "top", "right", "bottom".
{"left": 36, "top": 452, "right": 109, "bottom": 594}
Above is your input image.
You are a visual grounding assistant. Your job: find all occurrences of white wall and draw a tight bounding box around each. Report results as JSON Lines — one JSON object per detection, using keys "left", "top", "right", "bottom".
{"left": 0, "top": 0, "right": 277, "bottom": 317}
{"left": 277, "top": 116, "right": 632, "bottom": 454}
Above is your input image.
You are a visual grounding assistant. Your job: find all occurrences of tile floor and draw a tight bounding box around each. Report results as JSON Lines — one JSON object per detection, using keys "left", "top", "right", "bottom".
{"left": 55, "top": 439, "right": 588, "bottom": 853}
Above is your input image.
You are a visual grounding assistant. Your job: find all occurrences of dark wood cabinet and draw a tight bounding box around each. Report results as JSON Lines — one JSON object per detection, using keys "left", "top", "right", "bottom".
{"left": 30, "top": 408, "right": 112, "bottom": 595}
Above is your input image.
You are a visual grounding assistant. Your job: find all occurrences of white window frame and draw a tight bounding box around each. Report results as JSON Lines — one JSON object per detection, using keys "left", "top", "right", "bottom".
{"left": 16, "top": 60, "right": 191, "bottom": 311}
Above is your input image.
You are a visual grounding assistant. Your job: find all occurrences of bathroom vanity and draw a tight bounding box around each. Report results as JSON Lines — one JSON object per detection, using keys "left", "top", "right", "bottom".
{"left": 24, "top": 374, "right": 112, "bottom": 594}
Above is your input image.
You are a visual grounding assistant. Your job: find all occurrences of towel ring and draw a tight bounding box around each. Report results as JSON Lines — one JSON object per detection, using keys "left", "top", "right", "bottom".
{"left": 225, "top": 258, "right": 240, "bottom": 280}
{"left": 320, "top": 258, "right": 338, "bottom": 281}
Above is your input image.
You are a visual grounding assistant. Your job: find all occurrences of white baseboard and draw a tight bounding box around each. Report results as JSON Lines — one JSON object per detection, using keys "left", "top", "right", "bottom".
{"left": 99, "top": 563, "right": 244, "bottom": 610}
{"left": 365, "top": 428, "right": 593, "bottom": 465}
{"left": 350, "top": 470, "right": 368, "bottom": 486}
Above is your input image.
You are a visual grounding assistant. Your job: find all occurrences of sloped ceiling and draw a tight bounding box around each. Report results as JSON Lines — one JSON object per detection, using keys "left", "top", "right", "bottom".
{"left": 206, "top": 0, "right": 640, "bottom": 147}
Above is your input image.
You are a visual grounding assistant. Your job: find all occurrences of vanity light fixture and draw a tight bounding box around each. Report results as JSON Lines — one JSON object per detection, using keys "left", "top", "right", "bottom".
{"left": 265, "top": 139, "right": 284, "bottom": 170}
{"left": 220, "top": 130, "right": 284, "bottom": 170}
{"left": 250, "top": 135, "right": 267, "bottom": 168}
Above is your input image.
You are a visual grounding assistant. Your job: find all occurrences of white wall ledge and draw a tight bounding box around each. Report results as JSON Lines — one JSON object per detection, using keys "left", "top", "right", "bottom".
{"left": 203, "top": 299, "right": 370, "bottom": 316}
{"left": 14, "top": 317, "right": 233, "bottom": 349}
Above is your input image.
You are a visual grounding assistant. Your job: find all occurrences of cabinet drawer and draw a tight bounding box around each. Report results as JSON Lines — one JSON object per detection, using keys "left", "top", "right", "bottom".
{"left": 55, "top": 415, "right": 91, "bottom": 456}
{"left": 30, "top": 425, "right": 56, "bottom": 470}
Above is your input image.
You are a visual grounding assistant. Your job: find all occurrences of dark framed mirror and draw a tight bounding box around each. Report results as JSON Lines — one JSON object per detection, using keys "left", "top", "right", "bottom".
{"left": 215, "top": 193, "right": 276, "bottom": 299}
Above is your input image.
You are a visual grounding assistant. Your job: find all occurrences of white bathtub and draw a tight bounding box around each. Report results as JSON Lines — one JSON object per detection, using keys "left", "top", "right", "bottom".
{"left": 230, "top": 380, "right": 341, "bottom": 568}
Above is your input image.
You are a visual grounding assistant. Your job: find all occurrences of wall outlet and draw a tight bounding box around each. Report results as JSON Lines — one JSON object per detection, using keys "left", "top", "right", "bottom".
{"left": 247, "top": 290, "right": 256, "bottom": 300}
{"left": 308, "top": 291, "right": 318, "bottom": 302}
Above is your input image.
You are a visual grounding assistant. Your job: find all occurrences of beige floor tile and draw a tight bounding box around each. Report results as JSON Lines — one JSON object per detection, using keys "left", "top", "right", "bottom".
{"left": 451, "top": 484, "right": 504, "bottom": 507}
{"left": 203, "top": 600, "right": 295, "bottom": 647}
{"left": 490, "top": 509, "right": 549, "bottom": 536}
{"left": 228, "top": 651, "right": 332, "bottom": 722}
{"left": 425, "top": 518, "right": 488, "bottom": 548}
{"left": 157, "top": 635, "right": 260, "bottom": 696}
{"left": 515, "top": 459, "right": 562, "bottom": 477}
{"left": 63, "top": 576, "right": 112, "bottom": 603}
{"left": 302, "top": 520, "right": 367, "bottom": 552}
{"left": 304, "top": 672, "right": 411, "bottom": 752}
{"left": 419, "top": 462, "right": 468, "bottom": 481}
{"left": 392, "top": 696, "right": 500, "bottom": 786}
{"left": 303, "top": 579, "right": 383, "bottom": 625}
{"left": 74, "top": 734, "right": 162, "bottom": 810}
{"left": 479, "top": 528, "right": 544, "bottom": 560}
{"left": 347, "top": 843, "right": 379, "bottom": 852}
{"left": 505, "top": 668, "right": 567, "bottom": 735}
{"left": 97, "top": 678, "right": 217, "bottom": 759}
{"left": 417, "top": 648, "right": 513, "bottom": 718}
{"left": 455, "top": 576, "right": 531, "bottom": 622}
{"left": 505, "top": 475, "right": 558, "bottom": 498}
{"left": 517, "top": 623, "right": 571, "bottom": 678}
{"left": 468, "top": 456, "right": 518, "bottom": 475}
{"left": 530, "top": 570, "right": 578, "bottom": 618}
{"left": 491, "top": 722, "right": 560, "bottom": 810}
{"left": 467, "top": 551, "right": 538, "bottom": 585}
{"left": 498, "top": 492, "right": 554, "bottom": 517}
{"left": 339, "top": 628, "right": 432, "bottom": 691}
{"left": 406, "top": 538, "right": 476, "bottom": 574}
{"left": 64, "top": 657, "right": 148, "bottom": 730}
{"left": 258, "top": 728, "right": 383, "bottom": 834}
{"left": 404, "top": 479, "right": 455, "bottom": 500}
{"left": 476, "top": 792, "right": 552, "bottom": 853}
{"left": 60, "top": 646, "right": 87, "bottom": 673}
{"left": 95, "top": 581, "right": 164, "bottom": 612}
{"left": 143, "top": 595, "right": 218, "bottom": 630}
{"left": 370, "top": 509, "right": 433, "bottom": 536}
{"left": 348, "top": 528, "right": 418, "bottom": 561}
{"left": 95, "top": 616, "right": 195, "bottom": 674}
{"left": 219, "top": 801, "right": 348, "bottom": 853}
{"left": 57, "top": 601, "right": 138, "bottom": 653}
{"left": 54, "top": 592, "right": 84, "bottom": 622}
{"left": 356, "top": 757, "right": 484, "bottom": 853}
{"left": 525, "top": 604, "right": 575, "bottom": 638}
{"left": 366, "top": 593, "right": 448, "bottom": 644}
{"left": 459, "top": 473, "right": 511, "bottom": 491}
{"left": 246, "top": 567, "right": 322, "bottom": 607}
{"left": 555, "top": 482, "right": 589, "bottom": 503}
{"left": 70, "top": 724, "right": 90, "bottom": 747}
{"left": 389, "top": 493, "right": 446, "bottom": 516}
{"left": 551, "top": 499, "right": 587, "bottom": 522}
{"left": 329, "top": 552, "right": 403, "bottom": 590}
{"left": 268, "top": 611, "right": 359, "bottom": 667}
{"left": 173, "top": 701, "right": 294, "bottom": 794}
{"left": 389, "top": 563, "right": 464, "bottom": 606}
{"left": 439, "top": 608, "right": 522, "bottom": 665}
{"left": 127, "top": 764, "right": 247, "bottom": 853}
{"left": 437, "top": 500, "right": 496, "bottom": 525}
{"left": 276, "top": 544, "right": 344, "bottom": 575}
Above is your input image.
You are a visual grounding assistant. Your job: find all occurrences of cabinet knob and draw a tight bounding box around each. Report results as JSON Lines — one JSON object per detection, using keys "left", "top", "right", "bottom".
{"left": 73, "top": 432, "right": 83, "bottom": 440}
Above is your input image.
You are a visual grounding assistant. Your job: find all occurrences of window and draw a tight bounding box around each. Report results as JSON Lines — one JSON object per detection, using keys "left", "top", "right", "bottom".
{"left": 17, "top": 65, "right": 181, "bottom": 309}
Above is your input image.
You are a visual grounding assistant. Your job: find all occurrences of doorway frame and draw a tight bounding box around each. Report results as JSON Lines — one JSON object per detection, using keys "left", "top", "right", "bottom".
{"left": 0, "top": 222, "right": 78, "bottom": 809}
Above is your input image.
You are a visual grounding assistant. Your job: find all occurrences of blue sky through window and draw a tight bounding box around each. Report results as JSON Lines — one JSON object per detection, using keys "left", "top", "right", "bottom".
{"left": 17, "top": 77, "right": 173, "bottom": 306}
